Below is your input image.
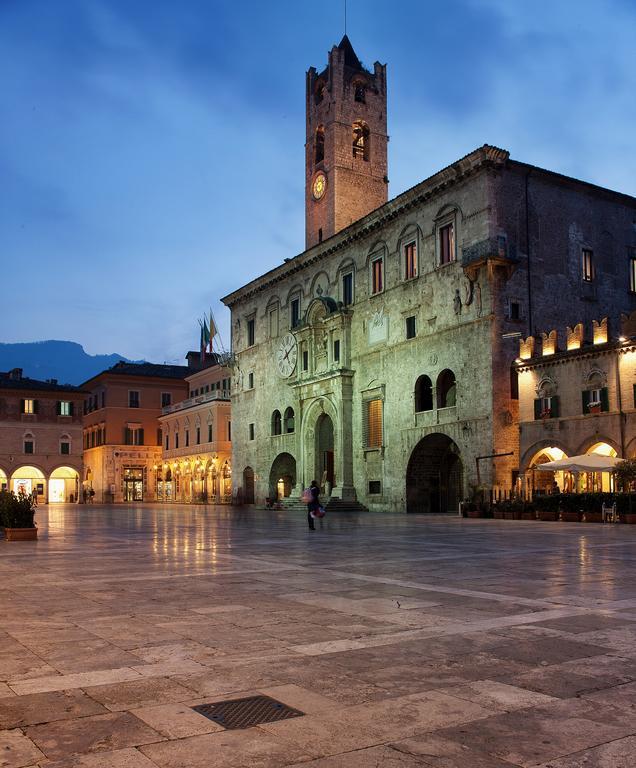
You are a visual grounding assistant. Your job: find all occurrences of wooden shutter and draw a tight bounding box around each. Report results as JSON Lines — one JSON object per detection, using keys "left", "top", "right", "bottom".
{"left": 20, "top": 398, "right": 25, "bottom": 413}
{"left": 69, "top": 402, "right": 74, "bottom": 416}
{"left": 550, "top": 396, "right": 560, "bottom": 418}
{"left": 582, "top": 390, "right": 590, "bottom": 414}
{"left": 534, "top": 398, "right": 541, "bottom": 420}
{"left": 138, "top": 428, "right": 144, "bottom": 446}
{"left": 33, "top": 400, "right": 39, "bottom": 414}
{"left": 124, "top": 427, "right": 131, "bottom": 445}
{"left": 600, "top": 387, "right": 609, "bottom": 412}
{"left": 56, "top": 401, "right": 61, "bottom": 416}
{"left": 364, "top": 399, "right": 383, "bottom": 448}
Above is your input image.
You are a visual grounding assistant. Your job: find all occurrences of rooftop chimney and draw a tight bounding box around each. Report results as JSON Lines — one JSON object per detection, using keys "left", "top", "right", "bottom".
{"left": 9, "top": 368, "right": 22, "bottom": 381}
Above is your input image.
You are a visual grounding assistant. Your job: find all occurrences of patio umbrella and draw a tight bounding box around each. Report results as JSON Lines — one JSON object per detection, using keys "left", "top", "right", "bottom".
{"left": 535, "top": 454, "right": 621, "bottom": 473}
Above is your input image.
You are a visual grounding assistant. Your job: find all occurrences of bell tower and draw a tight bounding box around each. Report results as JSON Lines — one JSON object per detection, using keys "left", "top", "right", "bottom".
{"left": 305, "top": 36, "right": 388, "bottom": 250}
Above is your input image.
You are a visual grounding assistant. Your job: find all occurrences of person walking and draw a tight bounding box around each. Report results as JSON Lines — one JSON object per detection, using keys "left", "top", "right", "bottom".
{"left": 307, "top": 479, "right": 320, "bottom": 531}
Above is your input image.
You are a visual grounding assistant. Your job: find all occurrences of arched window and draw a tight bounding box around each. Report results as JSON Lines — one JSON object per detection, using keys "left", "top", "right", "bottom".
{"left": 352, "top": 121, "right": 370, "bottom": 161}
{"left": 315, "top": 125, "right": 325, "bottom": 164}
{"left": 437, "top": 369, "right": 456, "bottom": 408}
{"left": 284, "top": 407, "right": 295, "bottom": 433}
{"left": 414, "top": 376, "right": 433, "bottom": 412}
{"left": 271, "top": 410, "right": 282, "bottom": 436}
{"left": 354, "top": 83, "right": 366, "bottom": 103}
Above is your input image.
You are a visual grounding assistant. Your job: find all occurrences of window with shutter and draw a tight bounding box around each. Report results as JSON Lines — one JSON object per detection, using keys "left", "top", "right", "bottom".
{"left": 363, "top": 399, "right": 383, "bottom": 448}
{"left": 600, "top": 387, "right": 609, "bottom": 412}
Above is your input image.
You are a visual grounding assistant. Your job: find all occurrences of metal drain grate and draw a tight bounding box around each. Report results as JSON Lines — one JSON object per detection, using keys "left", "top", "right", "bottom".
{"left": 192, "top": 695, "right": 304, "bottom": 730}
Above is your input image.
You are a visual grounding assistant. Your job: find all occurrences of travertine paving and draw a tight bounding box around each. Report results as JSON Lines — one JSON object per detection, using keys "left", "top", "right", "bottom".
{"left": 1, "top": 504, "right": 636, "bottom": 767}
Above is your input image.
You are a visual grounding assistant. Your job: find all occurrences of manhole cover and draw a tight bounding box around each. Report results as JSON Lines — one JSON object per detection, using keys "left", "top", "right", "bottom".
{"left": 192, "top": 695, "right": 304, "bottom": 730}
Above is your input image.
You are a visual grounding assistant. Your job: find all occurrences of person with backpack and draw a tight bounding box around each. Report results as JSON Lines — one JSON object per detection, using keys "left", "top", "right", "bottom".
{"left": 305, "top": 479, "right": 320, "bottom": 531}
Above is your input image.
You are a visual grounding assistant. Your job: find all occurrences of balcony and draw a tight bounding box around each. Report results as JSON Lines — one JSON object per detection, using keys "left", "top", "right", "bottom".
{"left": 161, "top": 390, "right": 230, "bottom": 415}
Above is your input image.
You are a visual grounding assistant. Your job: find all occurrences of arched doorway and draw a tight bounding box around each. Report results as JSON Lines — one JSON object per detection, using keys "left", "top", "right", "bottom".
{"left": 11, "top": 466, "right": 46, "bottom": 502}
{"left": 269, "top": 453, "right": 296, "bottom": 500}
{"left": 49, "top": 466, "right": 80, "bottom": 503}
{"left": 0, "top": 468, "right": 7, "bottom": 492}
{"left": 243, "top": 467, "right": 255, "bottom": 504}
{"left": 526, "top": 446, "right": 568, "bottom": 496}
{"left": 406, "top": 434, "right": 462, "bottom": 513}
{"left": 316, "top": 413, "right": 335, "bottom": 492}
{"left": 584, "top": 442, "right": 617, "bottom": 493}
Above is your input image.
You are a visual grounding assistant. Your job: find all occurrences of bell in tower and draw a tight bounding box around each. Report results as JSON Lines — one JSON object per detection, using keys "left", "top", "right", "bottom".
{"left": 305, "top": 36, "right": 388, "bottom": 250}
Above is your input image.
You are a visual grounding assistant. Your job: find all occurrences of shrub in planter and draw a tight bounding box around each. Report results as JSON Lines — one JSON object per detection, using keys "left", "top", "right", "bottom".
{"left": 0, "top": 491, "right": 37, "bottom": 540}
{"left": 615, "top": 493, "right": 636, "bottom": 523}
{"left": 535, "top": 494, "right": 560, "bottom": 521}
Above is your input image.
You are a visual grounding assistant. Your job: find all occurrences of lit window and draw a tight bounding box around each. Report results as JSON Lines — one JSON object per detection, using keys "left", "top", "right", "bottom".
{"left": 404, "top": 241, "right": 417, "bottom": 279}
{"left": 59, "top": 401, "right": 72, "bottom": 416}
{"left": 364, "top": 399, "right": 383, "bottom": 448}
{"left": 439, "top": 223, "right": 455, "bottom": 265}
{"left": 22, "top": 399, "right": 35, "bottom": 414}
{"left": 371, "top": 257, "right": 384, "bottom": 294}
{"left": 582, "top": 249, "right": 594, "bottom": 282}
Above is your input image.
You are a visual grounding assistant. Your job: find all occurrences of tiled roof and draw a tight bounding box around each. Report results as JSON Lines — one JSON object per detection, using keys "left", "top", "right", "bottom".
{"left": 89, "top": 361, "right": 191, "bottom": 383}
{"left": 0, "top": 372, "right": 85, "bottom": 393}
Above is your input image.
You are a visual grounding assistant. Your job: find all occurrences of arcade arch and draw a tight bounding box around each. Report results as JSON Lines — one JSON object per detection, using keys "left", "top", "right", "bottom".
{"left": 406, "top": 434, "right": 462, "bottom": 513}
{"left": 269, "top": 453, "right": 296, "bottom": 501}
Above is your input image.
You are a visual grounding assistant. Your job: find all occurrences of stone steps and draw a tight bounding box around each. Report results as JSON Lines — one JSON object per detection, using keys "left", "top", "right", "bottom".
{"left": 265, "top": 497, "right": 369, "bottom": 515}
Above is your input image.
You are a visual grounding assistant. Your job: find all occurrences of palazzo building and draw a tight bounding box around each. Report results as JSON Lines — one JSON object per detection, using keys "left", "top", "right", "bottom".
{"left": 222, "top": 36, "right": 636, "bottom": 512}
{"left": 517, "top": 312, "right": 636, "bottom": 496}
{"left": 158, "top": 356, "right": 232, "bottom": 503}
{"left": 82, "top": 361, "right": 189, "bottom": 503}
{"left": 0, "top": 369, "right": 85, "bottom": 503}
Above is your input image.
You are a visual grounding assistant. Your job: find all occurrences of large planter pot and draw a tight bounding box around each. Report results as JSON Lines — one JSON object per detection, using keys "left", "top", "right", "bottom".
{"left": 583, "top": 511, "right": 603, "bottom": 523}
{"left": 493, "top": 508, "right": 505, "bottom": 519}
{"left": 520, "top": 510, "right": 536, "bottom": 521}
{"left": 537, "top": 509, "right": 559, "bottom": 521}
{"left": 4, "top": 527, "right": 37, "bottom": 541}
{"left": 561, "top": 511, "right": 581, "bottom": 522}
{"left": 620, "top": 513, "right": 636, "bottom": 524}
{"left": 466, "top": 509, "right": 482, "bottom": 518}
{"left": 503, "top": 510, "right": 516, "bottom": 520}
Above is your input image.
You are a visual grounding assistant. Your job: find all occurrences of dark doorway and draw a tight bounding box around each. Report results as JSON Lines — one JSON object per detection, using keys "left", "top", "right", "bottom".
{"left": 316, "top": 414, "right": 335, "bottom": 489}
{"left": 406, "top": 434, "right": 462, "bottom": 513}
{"left": 243, "top": 466, "right": 255, "bottom": 504}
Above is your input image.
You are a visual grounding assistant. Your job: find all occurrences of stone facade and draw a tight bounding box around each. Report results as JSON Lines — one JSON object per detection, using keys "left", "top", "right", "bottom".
{"left": 518, "top": 312, "right": 636, "bottom": 494}
{"left": 0, "top": 369, "right": 85, "bottom": 503}
{"left": 158, "top": 359, "right": 232, "bottom": 503}
{"left": 82, "top": 362, "right": 189, "bottom": 503}
{"left": 222, "top": 39, "right": 636, "bottom": 513}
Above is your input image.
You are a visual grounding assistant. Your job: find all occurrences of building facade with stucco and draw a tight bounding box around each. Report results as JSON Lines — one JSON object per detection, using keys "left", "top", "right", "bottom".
{"left": 222, "top": 36, "right": 636, "bottom": 513}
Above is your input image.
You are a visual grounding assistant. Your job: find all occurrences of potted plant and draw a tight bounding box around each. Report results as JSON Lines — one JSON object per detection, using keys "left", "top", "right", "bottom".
{"left": 560, "top": 493, "right": 582, "bottom": 522}
{"left": 582, "top": 493, "right": 603, "bottom": 523}
{"left": 535, "top": 494, "right": 559, "bottom": 521}
{"left": 0, "top": 490, "right": 37, "bottom": 541}
{"left": 464, "top": 484, "right": 488, "bottom": 518}
{"left": 614, "top": 460, "right": 636, "bottom": 523}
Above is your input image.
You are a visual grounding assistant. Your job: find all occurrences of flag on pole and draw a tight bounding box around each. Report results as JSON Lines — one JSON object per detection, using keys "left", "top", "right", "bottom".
{"left": 199, "top": 319, "right": 206, "bottom": 363}
{"left": 209, "top": 309, "right": 216, "bottom": 353}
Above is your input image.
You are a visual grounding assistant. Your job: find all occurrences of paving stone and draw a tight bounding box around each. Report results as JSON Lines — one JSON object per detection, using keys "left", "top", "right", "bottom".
{"left": 536, "top": 734, "right": 636, "bottom": 767}
{"left": 25, "top": 711, "right": 163, "bottom": 760}
{"left": 0, "top": 728, "right": 45, "bottom": 767}
{"left": 0, "top": 689, "right": 107, "bottom": 729}
{"left": 42, "top": 747, "right": 161, "bottom": 767}
{"left": 83, "top": 677, "right": 196, "bottom": 711}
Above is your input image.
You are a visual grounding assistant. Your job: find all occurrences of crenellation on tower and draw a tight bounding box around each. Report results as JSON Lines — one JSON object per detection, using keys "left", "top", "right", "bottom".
{"left": 305, "top": 36, "right": 388, "bottom": 249}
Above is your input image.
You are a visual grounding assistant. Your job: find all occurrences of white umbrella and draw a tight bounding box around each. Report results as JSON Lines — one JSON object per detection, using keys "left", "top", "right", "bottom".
{"left": 536, "top": 454, "right": 621, "bottom": 473}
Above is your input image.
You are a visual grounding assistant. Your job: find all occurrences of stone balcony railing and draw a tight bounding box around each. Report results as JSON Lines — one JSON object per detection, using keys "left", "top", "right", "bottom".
{"left": 161, "top": 390, "right": 230, "bottom": 415}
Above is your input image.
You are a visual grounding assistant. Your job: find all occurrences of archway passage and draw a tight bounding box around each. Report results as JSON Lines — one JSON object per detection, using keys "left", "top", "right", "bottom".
{"left": 0, "top": 469, "right": 7, "bottom": 491}
{"left": 243, "top": 467, "right": 255, "bottom": 504}
{"left": 49, "top": 466, "right": 80, "bottom": 503}
{"left": 11, "top": 465, "right": 45, "bottom": 500}
{"left": 316, "top": 413, "right": 335, "bottom": 491}
{"left": 269, "top": 453, "right": 296, "bottom": 501}
{"left": 406, "top": 434, "right": 462, "bottom": 513}
{"left": 527, "top": 446, "right": 567, "bottom": 495}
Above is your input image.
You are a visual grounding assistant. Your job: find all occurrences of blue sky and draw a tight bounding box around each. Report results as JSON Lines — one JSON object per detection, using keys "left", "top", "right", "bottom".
{"left": 1, "top": 0, "right": 635, "bottom": 363}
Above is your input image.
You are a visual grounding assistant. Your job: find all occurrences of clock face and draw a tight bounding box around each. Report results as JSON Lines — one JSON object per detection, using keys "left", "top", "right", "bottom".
{"left": 276, "top": 333, "right": 298, "bottom": 378}
{"left": 312, "top": 172, "right": 326, "bottom": 201}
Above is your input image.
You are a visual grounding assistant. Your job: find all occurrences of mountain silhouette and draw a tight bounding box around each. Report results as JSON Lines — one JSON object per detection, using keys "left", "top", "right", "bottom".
{"left": 0, "top": 341, "right": 143, "bottom": 385}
